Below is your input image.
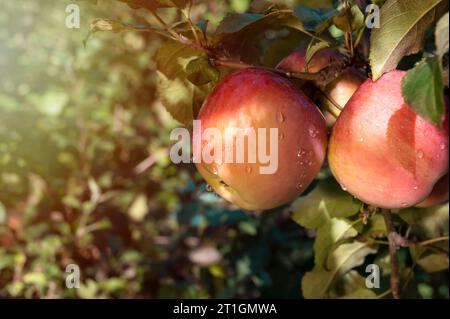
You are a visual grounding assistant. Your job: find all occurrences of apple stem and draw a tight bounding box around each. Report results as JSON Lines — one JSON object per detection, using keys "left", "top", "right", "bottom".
{"left": 382, "top": 209, "right": 401, "bottom": 299}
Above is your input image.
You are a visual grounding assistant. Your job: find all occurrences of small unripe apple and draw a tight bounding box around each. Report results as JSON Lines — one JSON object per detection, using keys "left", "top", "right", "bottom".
{"left": 276, "top": 48, "right": 366, "bottom": 126}
{"left": 195, "top": 69, "right": 328, "bottom": 210}
{"left": 329, "top": 70, "right": 449, "bottom": 209}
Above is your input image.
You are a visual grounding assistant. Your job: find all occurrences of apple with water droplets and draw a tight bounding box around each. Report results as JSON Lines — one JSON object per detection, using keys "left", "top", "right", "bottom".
{"left": 194, "top": 69, "right": 328, "bottom": 210}
{"left": 328, "top": 70, "right": 449, "bottom": 209}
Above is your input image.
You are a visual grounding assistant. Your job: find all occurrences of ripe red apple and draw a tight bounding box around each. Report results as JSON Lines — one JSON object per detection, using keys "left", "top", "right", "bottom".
{"left": 276, "top": 48, "right": 366, "bottom": 126}
{"left": 195, "top": 69, "right": 328, "bottom": 210}
{"left": 328, "top": 70, "right": 449, "bottom": 209}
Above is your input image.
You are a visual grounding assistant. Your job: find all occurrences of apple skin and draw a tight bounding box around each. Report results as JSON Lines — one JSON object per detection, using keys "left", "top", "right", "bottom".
{"left": 276, "top": 49, "right": 366, "bottom": 126}
{"left": 195, "top": 68, "right": 328, "bottom": 210}
{"left": 416, "top": 174, "right": 449, "bottom": 207}
{"left": 328, "top": 70, "right": 449, "bottom": 209}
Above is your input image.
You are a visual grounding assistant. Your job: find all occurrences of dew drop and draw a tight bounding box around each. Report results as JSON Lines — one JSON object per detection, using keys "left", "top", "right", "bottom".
{"left": 280, "top": 133, "right": 285, "bottom": 140}
{"left": 417, "top": 150, "right": 424, "bottom": 159}
{"left": 245, "top": 166, "right": 252, "bottom": 174}
{"left": 401, "top": 202, "right": 408, "bottom": 207}
{"left": 277, "top": 111, "right": 285, "bottom": 123}
{"left": 308, "top": 125, "right": 318, "bottom": 138}
{"left": 359, "top": 137, "right": 364, "bottom": 142}
{"left": 307, "top": 161, "right": 313, "bottom": 166}
{"left": 440, "top": 143, "right": 446, "bottom": 150}
{"left": 413, "top": 185, "right": 419, "bottom": 190}
{"left": 296, "top": 183, "right": 303, "bottom": 190}
{"left": 341, "top": 185, "right": 347, "bottom": 191}
{"left": 212, "top": 166, "right": 218, "bottom": 175}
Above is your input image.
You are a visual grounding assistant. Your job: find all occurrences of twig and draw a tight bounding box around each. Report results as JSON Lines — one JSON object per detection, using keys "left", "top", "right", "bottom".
{"left": 417, "top": 236, "right": 449, "bottom": 247}
{"left": 382, "top": 209, "right": 401, "bottom": 299}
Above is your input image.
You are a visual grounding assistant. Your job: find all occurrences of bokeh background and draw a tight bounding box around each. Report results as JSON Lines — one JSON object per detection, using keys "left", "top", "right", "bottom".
{"left": 0, "top": 0, "right": 447, "bottom": 298}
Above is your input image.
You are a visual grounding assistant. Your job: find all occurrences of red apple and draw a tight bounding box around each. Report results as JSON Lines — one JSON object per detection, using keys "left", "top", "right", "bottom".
{"left": 277, "top": 48, "right": 366, "bottom": 126}
{"left": 328, "top": 70, "right": 449, "bottom": 209}
{"left": 195, "top": 69, "right": 328, "bottom": 210}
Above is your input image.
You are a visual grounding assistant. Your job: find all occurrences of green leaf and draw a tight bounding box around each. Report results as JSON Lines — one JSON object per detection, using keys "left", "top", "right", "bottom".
{"left": 290, "top": 178, "right": 361, "bottom": 229}
{"left": 293, "top": 5, "right": 337, "bottom": 31}
{"left": 332, "top": 5, "right": 365, "bottom": 33}
{"left": 215, "top": 13, "right": 265, "bottom": 34}
{"left": 263, "top": 30, "right": 310, "bottom": 68}
{"left": 435, "top": 12, "right": 449, "bottom": 86}
{"left": 302, "top": 241, "right": 377, "bottom": 298}
{"left": 118, "top": 0, "right": 189, "bottom": 10}
{"left": 335, "top": 271, "right": 372, "bottom": 297}
{"left": 305, "top": 41, "right": 330, "bottom": 69}
{"left": 398, "top": 203, "right": 449, "bottom": 238}
{"left": 410, "top": 245, "right": 449, "bottom": 273}
{"left": 84, "top": 19, "right": 167, "bottom": 46}
{"left": 435, "top": 12, "right": 449, "bottom": 62}
{"left": 341, "top": 289, "right": 378, "bottom": 299}
{"left": 212, "top": 10, "right": 315, "bottom": 64}
{"left": 185, "top": 56, "right": 220, "bottom": 85}
{"left": 314, "top": 218, "right": 358, "bottom": 269}
{"left": 365, "top": 214, "right": 387, "bottom": 238}
{"left": 370, "top": 0, "right": 448, "bottom": 80}
{"left": 154, "top": 40, "right": 212, "bottom": 125}
{"left": 402, "top": 57, "right": 445, "bottom": 126}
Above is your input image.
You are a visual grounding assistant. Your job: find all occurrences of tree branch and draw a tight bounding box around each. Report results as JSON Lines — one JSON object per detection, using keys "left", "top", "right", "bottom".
{"left": 212, "top": 57, "right": 350, "bottom": 85}
{"left": 382, "top": 209, "right": 401, "bottom": 299}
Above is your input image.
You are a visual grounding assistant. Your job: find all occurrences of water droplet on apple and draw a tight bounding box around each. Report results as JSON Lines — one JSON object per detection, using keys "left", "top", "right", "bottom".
{"left": 307, "top": 161, "right": 313, "bottom": 166}
{"left": 245, "top": 166, "right": 252, "bottom": 174}
{"left": 308, "top": 125, "right": 318, "bottom": 138}
{"left": 206, "top": 184, "right": 213, "bottom": 192}
{"left": 341, "top": 184, "right": 347, "bottom": 191}
{"left": 280, "top": 132, "right": 285, "bottom": 140}
{"left": 417, "top": 150, "right": 424, "bottom": 159}
{"left": 296, "top": 183, "right": 303, "bottom": 190}
{"left": 359, "top": 137, "right": 364, "bottom": 142}
{"left": 440, "top": 143, "right": 446, "bottom": 150}
{"left": 413, "top": 185, "right": 419, "bottom": 190}
{"left": 277, "top": 111, "right": 285, "bottom": 123}
{"left": 401, "top": 202, "right": 408, "bottom": 207}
